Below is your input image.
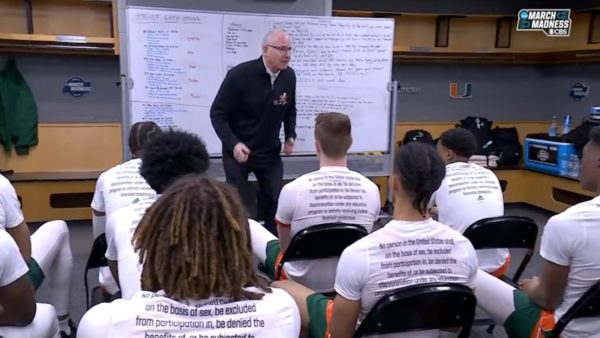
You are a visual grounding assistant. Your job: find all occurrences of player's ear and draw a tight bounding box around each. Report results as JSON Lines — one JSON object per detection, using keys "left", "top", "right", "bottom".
{"left": 390, "top": 173, "right": 401, "bottom": 193}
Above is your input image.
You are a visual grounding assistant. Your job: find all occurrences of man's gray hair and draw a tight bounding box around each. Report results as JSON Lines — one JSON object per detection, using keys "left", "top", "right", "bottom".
{"left": 262, "top": 29, "right": 290, "bottom": 45}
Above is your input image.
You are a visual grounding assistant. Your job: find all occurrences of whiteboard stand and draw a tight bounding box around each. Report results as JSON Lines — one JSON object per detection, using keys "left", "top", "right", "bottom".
{"left": 382, "top": 80, "right": 398, "bottom": 216}
{"left": 118, "top": 0, "right": 131, "bottom": 160}
{"left": 120, "top": 75, "right": 132, "bottom": 159}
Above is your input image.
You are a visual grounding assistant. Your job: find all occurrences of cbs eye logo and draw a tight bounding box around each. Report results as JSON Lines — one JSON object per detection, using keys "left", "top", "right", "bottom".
{"left": 537, "top": 149, "right": 550, "bottom": 162}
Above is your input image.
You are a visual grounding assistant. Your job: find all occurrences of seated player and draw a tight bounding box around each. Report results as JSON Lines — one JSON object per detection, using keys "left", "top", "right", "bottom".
{"left": 0, "top": 230, "right": 59, "bottom": 338}
{"left": 78, "top": 175, "right": 301, "bottom": 338}
{"left": 90, "top": 121, "right": 161, "bottom": 297}
{"left": 91, "top": 121, "right": 162, "bottom": 237}
{"left": 273, "top": 142, "right": 479, "bottom": 338}
{"left": 0, "top": 174, "right": 75, "bottom": 337}
{"left": 431, "top": 128, "right": 507, "bottom": 275}
{"left": 250, "top": 112, "right": 380, "bottom": 292}
{"left": 474, "top": 126, "right": 600, "bottom": 338}
{"left": 104, "top": 129, "right": 210, "bottom": 299}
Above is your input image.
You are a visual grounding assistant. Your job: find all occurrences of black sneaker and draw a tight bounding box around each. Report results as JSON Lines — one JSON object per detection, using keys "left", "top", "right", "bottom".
{"left": 60, "top": 319, "right": 77, "bottom": 338}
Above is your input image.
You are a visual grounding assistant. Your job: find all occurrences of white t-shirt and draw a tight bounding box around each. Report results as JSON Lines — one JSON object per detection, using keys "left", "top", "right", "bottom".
{"left": 91, "top": 159, "right": 156, "bottom": 219}
{"left": 432, "top": 162, "right": 506, "bottom": 272}
{"left": 105, "top": 195, "right": 158, "bottom": 299}
{"left": 0, "top": 175, "right": 25, "bottom": 231}
{"left": 78, "top": 287, "right": 301, "bottom": 338}
{"left": 335, "top": 219, "right": 478, "bottom": 338}
{"left": 540, "top": 196, "right": 600, "bottom": 338}
{"left": 275, "top": 166, "right": 380, "bottom": 292}
{"left": 92, "top": 159, "right": 155, "bottom": 293}
{"left": 0, "top": 230, "right": 28, "bottom": 287}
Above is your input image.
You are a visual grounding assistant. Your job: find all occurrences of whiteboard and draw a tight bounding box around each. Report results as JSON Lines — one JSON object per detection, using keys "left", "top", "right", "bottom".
{"left": 125, "top": 7, "right": 394, "bottom": 156}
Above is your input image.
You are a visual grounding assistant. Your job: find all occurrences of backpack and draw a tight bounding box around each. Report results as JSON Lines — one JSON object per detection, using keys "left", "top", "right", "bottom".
{"left": 491, "top": 126, "right": 523, "bottom": 166}
{"left": 402, "top": 129, "right": 435, "bottom": 147}
{"left": 458, "top": 116, "right": 493, "bottom": 155}
{"left": 563, "top": 117, "right": 600, "bottom": 153}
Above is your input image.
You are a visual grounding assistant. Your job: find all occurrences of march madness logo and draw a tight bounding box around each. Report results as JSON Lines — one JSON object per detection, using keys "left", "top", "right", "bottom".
{"left": 517, "top": 9, "right": 571, "bottom": 37}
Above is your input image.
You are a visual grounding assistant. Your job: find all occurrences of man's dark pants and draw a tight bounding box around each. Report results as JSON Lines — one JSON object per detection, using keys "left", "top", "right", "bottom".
{"left": 222, "top": 151, "right": 283, "bottom": 234}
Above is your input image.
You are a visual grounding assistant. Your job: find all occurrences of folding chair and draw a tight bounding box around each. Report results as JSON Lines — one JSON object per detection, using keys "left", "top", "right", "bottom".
{"left": 463, "top": 215, "right": 538, "bottom": 332}
{"left": 84, "top": 234, "right": 109, "bottom": 309}
{"left": 354, "top": 283, "right": 476, "bottom": 338}
{"left": 548, "top": 280, "right": 600, "bottom": 338}
{"left": 463, "top": 216, "right": 538, "bottom": 283}
{"left": 275, "top": 223, "right": 368, "bottom": 281}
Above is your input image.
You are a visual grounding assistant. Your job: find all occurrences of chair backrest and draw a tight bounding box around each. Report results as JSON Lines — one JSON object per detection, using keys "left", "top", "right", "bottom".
{"left": 84, "top": 233, "right": 109, "bottom": 309}
{"left": 354, "top": 283, "right": 476, "bottom": 338}
{"left": 86, "top": 233, "right": 108, "bottom": 270}
{"left": 463, "top": 216, "right": 537, "bottom": 250}
{"left": 549, "top": 281, "right": 600, "bottom": 338}
{"left": 281, "top": 223, "right": 368, "bottom": 263}
{"left": 463, "top": 216, "right": 538, "bottom": 281}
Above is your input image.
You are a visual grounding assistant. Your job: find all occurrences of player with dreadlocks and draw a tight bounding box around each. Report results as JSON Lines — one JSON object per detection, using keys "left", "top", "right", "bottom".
{"left": 102, "top": 129, "right": 210, "bottom": 299}
{"left": 78, "top": 175, "right": 300, "bottom": 337}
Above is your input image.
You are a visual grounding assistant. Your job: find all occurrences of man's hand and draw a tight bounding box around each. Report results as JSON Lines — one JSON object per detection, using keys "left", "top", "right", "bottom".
{"left": 519, "top": 276, "right": 541, "bottom": 295}
{"left": 283, "top": 138, "right": 294, "bottom": 156}
{"left": 233, "top": 142, "right": 251, "bottom": 163}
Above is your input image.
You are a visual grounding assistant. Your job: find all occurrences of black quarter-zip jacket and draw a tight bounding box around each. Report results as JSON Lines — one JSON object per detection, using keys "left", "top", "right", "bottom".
{"left": 210, "top": 56, "right": 297, "bottom": 168}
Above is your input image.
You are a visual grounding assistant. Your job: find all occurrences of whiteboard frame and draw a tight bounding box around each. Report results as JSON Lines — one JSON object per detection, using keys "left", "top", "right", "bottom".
{"left": 118, "top": 4, "right": 397, "bottom": 178}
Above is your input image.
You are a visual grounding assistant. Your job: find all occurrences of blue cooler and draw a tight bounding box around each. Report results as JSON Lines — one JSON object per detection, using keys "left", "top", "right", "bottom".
{"left": 524, "top": 137, "right": 576, "bottom": 175}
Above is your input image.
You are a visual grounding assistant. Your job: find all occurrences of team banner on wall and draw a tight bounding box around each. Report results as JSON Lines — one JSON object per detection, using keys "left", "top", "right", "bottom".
{"left": 516, "top": 9, "right": 571, "bottom": 37}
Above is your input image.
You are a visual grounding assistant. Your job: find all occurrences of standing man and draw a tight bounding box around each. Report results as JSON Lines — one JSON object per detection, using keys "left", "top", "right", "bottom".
{"left": 211, "top": 28, "right": 296, "bottom": 234}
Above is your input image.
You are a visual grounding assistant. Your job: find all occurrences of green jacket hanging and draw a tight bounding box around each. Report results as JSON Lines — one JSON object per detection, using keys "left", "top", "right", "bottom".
{"left": 0, "top": 59, "right": 38, "bottom": 155}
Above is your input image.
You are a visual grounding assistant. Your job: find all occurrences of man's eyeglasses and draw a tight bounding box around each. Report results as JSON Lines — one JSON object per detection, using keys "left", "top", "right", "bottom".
{"left": 267, "top": 44, "right": 292, "bottom": 53}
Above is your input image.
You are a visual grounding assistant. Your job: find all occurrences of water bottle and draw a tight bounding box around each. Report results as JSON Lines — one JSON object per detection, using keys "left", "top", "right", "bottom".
{"left": 559, "top": 153, "right": 569, "bottom": 176}
{"left": 591, "top": 106, "right": 600, "bottom": 120}
{"left": 548, "top": 115, "right": 558, "bottom": 137}
{"left": 562, "top": 114, "right": 572, "bottom": 135}
{"left": 568, "top": 154, "right": 580, "bottom": 178}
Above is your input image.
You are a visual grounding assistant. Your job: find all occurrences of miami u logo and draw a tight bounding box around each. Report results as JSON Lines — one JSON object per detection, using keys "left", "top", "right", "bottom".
{"left": 449, "top": 83, "right": 472, "bottom": 98}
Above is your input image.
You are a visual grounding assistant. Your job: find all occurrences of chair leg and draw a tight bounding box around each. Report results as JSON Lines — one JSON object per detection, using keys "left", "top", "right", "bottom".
{"left": 84, "top": 273, "right": 90, "bottom": 309}
{"left": 91, "top": 286, "right": 106, "bottom": 307}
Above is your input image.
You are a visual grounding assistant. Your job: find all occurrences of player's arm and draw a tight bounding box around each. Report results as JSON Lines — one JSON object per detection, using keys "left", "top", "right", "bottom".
{"left": 107, "top": 260, "right": 120, "bottom": 287}
{"left": 277, "top": 223, "right": 292, "bottom": 253}
{"left": 331, "top": 243, "right": 367, "bottom": 338}
{"left": 524, "top": 216, "right": 572, "bottom": 310}
{"left": 210, "top": 70, "right": 241, "bottom": 153}
{"left": 105, "top": 213, "right": 121, "bottom": 287}
{"left": 329, "top": 295, "right": 361, "bottom": 338}
{"left": 275, "top": 184, "right": 296, "bottom": 252}
{"left": 0, "top": 234, "right": 36, "bottom": 326}
{"left": 6, "top": 222, "right": 31, "bottom": 262}
{"left": 520, "top": 259, "right": 569, "bottom": 310}
{"left": 0, "top": 274, "right": 36, "bottom": 326}
{"left": 0, "top": 182, "right": 30, "bottom": 261}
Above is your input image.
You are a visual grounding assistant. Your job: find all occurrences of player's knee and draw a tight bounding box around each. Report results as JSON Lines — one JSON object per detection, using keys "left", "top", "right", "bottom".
{"left": 33, "top": 303, "right": 59, "bottom": 335}
{"left": 44, "top": 220, "right": 70, "bottom": 240}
